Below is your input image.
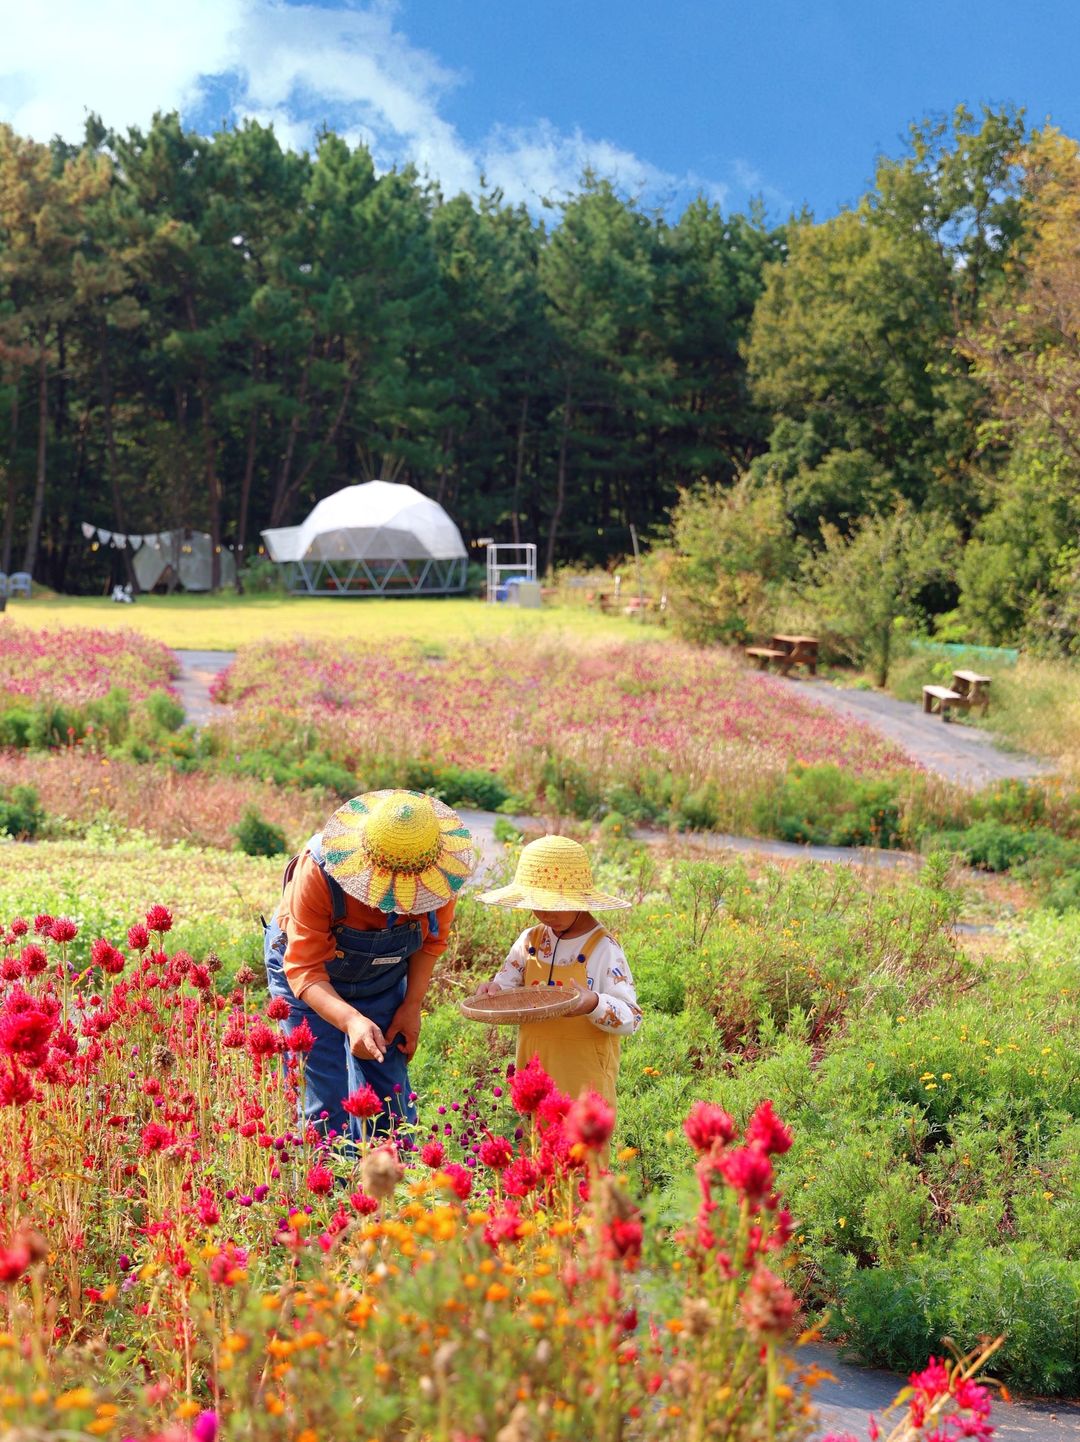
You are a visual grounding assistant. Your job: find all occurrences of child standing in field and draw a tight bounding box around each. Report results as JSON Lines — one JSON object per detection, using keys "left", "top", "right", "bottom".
{"left": 474, "top": 835, "right": 642, "bottom": 1108}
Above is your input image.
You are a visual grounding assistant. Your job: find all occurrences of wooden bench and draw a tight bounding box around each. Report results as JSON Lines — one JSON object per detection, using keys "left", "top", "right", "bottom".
{"left": 923, "top": 684, "right": 963, "bottom": 720}
{"left": 951, "top": 670, "right": 991, "bottom": 714}
{"left": 745, "top": 646, "right": 788, "bottom": 671}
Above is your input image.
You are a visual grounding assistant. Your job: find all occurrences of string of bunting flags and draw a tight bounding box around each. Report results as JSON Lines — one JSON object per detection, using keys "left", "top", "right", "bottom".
{"left": 79, "top": 523, "right": 232, "bottom": 555}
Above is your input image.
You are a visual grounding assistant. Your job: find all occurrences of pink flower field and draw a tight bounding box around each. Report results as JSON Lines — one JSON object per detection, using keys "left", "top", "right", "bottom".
{"left": 0, "top": 625, "right": 178, "bottom": 705}
{"left": 213, "top": 637, "right": 916, "bottom": 821}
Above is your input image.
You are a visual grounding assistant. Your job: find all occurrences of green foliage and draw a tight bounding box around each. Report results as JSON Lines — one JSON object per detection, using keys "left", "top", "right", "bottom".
{"left": 753, "top": 763, "right": 903, "bottom": 847}
{"left": 800, "top": 505, "right": 959, "bottom": 686}
{"left": 0, "top": 784, "right": 43, "bottom": 838}
{"left": 665, "top": 477, "right": 793, "bottom": 644}
{"left": 232, "top": 807, "right": 288, "bottom": 857}
{"left": 143, "top": 689, "right": 185, "bottom": 734}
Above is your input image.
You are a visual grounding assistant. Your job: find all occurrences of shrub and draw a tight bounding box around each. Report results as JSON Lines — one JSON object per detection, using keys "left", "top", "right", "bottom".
{"left": 753, "top": 762, "right": 903, "bottom": 847}
{"left": 232, "top": 807, "right": 289, "bottom": 857}
{"left": 143, "top": 689, "right": 185, "bottom": 734}
{"left": 0, "top": 784, "right": 43, "bottom": 838}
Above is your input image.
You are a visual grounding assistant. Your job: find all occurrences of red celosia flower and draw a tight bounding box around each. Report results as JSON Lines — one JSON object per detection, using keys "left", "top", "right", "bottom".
{"left": 478, "top": 1135, "right": 514, "bottom": 1171}
{"left": 740, "top": 1264, "right": 797, "bottom": 1338}
{"left": 47, "top": 917, "right": 78, "bottom": 944}
{"left": 0, "top": 958, "right": 21, "bottom": 982}
{"left": 909, "top": 1357, "right": 951, "bottom": 1401}
{"left": 246, "top": 1022, "right": 283, "bottom": 1059}
{"left": 441, "top": 1163, "right": 472, "bottom": 1200}
{"left": 745, "top": 1099, "right": 794, "bottom": 1156}
{"left": 342, "top": 1084, "right": 383, "bottom": 1119}
{"left": 306, "top": 1162, "right": 335, "bottom": 1196}
{"left": 90, "top": 938, "right": 125, "bottom": 976}
{"left": 0, "top": 1063, "right": 38, "bottom": 1106}
{"left": 138, "top": 1122, "right": 175, "bottom": 1155}
{"left": 350, "top": 1192, "right": 378, "bottom": 1215}
{"left": 0, "top": 989, "right": 57, "bottom": 1068}
{"left": 33, "top": 915, "right": 54, "bottom": 936}
{"left": 509, "top": 1056, "right": 554, "bottom": 1114}
{"left": 127, "top": 924, "right": 150, "bottom": 951}
{"left": 285, "top": 1019, "right": 316, "bottom": 1054}
{"left": 717, "top": 1144, "right": 774, "bottom": 1203}
{"left": 566, "top": 1090, "right": 615, "bottom": 1150}
{"left": 483, "top": 1202, "right": 526, "bottom": 1247}
{"left": 683, "top": 1101, "right": 737, "bottom": 1154}
{"left": 19, "top": 945, "right": 47, "bottom": 976}
{"left": 145, "top": 905, "right": 173, "bottom": 934}
{"left": 8, "top": 920, "right": 27, "bottom": 939}
{"left": 503, "top": 1155, "right": 540, "bottom": 1197}
{"left": 0, "top": 1242, "right": 32, "bottom": 1283}
{"left": 207, "top": 1241, "right": 247, "bottom": 1284}
{"left": 195, "top": 1187, "right": 220, "bottom": 1226}
{"left": 420, "top": 1140, "right": 446, "bottom": 1169}
{"left": 266, "top": 996, "right": 291, "bottom": 1020}
{"left": 188, "top": 965, "right": 212, "bottom": 991}
{"left": 537, "top": 1088, "right": 572, "bottom": 1127}
{"left": 606, "top": 1216, "right": 644, "bottom": 1265}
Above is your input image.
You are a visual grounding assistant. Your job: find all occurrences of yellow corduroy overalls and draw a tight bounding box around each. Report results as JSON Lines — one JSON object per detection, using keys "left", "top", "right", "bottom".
{"left": 515, "top": 924, "right": 621, "bottom": 1107}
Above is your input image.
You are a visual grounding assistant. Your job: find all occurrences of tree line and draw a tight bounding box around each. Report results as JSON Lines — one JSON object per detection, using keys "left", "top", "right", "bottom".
{"left": 1, "top": 103, "right": 1079, "bottom": 651}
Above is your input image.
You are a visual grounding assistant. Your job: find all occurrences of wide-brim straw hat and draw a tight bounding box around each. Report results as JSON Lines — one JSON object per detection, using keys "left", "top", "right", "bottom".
{"left": 476, "top": 834, "right": 631, "bottom": 912}
{"left": 322, "top": 790, "right": 477, "bottom": 914}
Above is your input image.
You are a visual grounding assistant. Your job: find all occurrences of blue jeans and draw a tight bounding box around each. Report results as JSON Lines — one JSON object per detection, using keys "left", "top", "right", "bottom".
{"left": 264, "top": 912, "right": 421, "bottom": 1144}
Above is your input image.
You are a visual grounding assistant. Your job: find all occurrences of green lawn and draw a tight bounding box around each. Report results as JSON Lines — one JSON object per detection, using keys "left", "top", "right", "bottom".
{"left": 2, "top": 592, "right": 652, "bottom": 650}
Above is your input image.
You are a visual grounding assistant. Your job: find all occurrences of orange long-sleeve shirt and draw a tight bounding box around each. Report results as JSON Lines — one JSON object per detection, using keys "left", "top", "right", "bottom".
{"left": 277, "top": 850, "right": 456, "bottom": 1000}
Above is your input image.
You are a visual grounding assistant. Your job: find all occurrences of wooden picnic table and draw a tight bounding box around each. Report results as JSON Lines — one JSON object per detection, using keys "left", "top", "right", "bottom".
{"left": 769, "top": 635, "right": 819, "bottom": 676}
{"left": 951, "top": 670, "right": 992, "bottom": 714}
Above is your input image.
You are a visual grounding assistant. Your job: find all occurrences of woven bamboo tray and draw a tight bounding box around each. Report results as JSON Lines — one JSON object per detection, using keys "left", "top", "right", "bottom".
{"left": 458, "top": 987, "right": 579, "bottom": 1026}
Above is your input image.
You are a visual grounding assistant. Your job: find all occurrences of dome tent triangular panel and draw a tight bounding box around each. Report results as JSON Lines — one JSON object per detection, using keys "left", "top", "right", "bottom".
{"left": 262, "top": 481, "right": 468, "bottom": 596}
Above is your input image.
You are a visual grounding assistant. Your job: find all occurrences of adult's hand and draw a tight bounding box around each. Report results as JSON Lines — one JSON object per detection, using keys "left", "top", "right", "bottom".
{"left": 386, "top": 999, "right": 422, "bottom": 1059}
{"left": 346, "top": 1013, "right": 387, "bottom": 1063}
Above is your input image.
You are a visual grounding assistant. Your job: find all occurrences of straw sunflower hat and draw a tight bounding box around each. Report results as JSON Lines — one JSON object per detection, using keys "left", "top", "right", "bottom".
{"left": 321, "top": 790, "right": 477, "bottom": 914}
{"left": 477, "top": 835, "right": 630, "bottom": 912}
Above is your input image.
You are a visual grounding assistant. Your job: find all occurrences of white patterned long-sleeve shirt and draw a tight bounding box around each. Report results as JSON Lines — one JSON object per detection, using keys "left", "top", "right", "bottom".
{"left": 487, "top": 924, "right": 643, "bottom": 1037}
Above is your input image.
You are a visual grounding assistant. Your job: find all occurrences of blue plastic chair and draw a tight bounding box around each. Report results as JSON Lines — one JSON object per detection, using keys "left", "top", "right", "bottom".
{"left": 7, "top": 573, "right": 31, "bottom": 598}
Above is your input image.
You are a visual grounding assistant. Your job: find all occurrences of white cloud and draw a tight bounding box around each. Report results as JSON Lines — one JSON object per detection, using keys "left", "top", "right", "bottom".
{"left": 0, "top": 0, "right": 733, "bottom": 212}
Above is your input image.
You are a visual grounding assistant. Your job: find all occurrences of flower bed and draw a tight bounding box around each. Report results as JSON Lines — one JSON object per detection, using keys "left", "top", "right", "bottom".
{"left": 0, "top": 888, "right": 1017, "bottom": 1433}
{"left": 0, "top": 626, "right": 178, "bottom": 705}
{"left": 210, "top": 637, "right": 914, "bottom": 831}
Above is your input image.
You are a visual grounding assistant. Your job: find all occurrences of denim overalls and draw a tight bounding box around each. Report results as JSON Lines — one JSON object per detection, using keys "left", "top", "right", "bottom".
{"left": 264, "top": 837, "right": 430, "bottom": 1144}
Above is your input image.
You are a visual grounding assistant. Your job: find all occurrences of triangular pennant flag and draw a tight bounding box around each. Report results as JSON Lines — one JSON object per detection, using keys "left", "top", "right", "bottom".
{"left": 81, "top": 521, "right": 95, "bottom": 540}
{"left": 129, "top": 535, "right": 143, "bottom": 551}
{"left": 113, "top": 533, "right": 126, "bottom": 548}
{"left": 97, "top": 528, "right": 112, "bottom": 545}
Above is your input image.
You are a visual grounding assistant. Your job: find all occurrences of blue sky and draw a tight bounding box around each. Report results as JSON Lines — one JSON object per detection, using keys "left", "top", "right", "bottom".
{"left": 2, "top": 0, "right": 1079, "bottom": 218}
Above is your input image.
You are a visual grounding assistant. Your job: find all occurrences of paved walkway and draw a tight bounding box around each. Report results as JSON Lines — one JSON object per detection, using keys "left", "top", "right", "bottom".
{"left": 173, "top": 650, "right": 234, "bottom": 728}
{"left": 802, "top": 1343, "right": 1080, "bottom": 1439}
{"left": 787, "top": 677, "right": 1049, "bottom": 789}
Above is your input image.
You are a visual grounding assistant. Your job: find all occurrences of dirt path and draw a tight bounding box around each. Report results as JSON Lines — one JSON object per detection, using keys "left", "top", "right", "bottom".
{"left": 786, "top": 676, "right": 1049, "bottom": 789}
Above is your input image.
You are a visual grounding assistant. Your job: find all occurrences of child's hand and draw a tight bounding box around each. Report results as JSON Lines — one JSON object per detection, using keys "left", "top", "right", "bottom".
{"left": 567, "top": 982, "right": 598, "bottom": 1017}
{"left": 474, "top": 981, "right": 503, "bottom": 996}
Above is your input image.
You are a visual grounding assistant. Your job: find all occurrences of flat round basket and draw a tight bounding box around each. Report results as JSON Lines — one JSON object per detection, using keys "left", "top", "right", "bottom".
{"left": 459, "top": 987, "right": 579, "bottom": 1026}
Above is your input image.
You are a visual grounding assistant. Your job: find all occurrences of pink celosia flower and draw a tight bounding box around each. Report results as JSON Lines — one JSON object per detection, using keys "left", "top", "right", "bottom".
{"left": 284, "top": 1019, "right": 315, "bottom": 1054}
{"left": 127, "top": 924, "right": 150, "bottom": 951}
{"left": 266, "top": 996, "right": 291, "bottom": 1020}
{"left": 47, "top": 917, "right": 78, "bottom": 944}
{"left": 717, "top": 1145, "right": 774, "bottom": 1202}
{"left": 420, "top": 1140, "right": 446, "bottom": 1169}
{"left": 90, "top": 939, "right": 125, "bottom": 976}
{"left": 441, "top": 1163, "right": 472, "bottom": 1200}
{"left": 740, "top": 1264, "right": 797, "bottom": 1338}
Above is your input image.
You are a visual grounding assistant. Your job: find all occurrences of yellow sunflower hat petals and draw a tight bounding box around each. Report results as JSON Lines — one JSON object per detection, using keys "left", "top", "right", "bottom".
{"left": 476, "top": 835, "right": 631, "bottom": 912}
{"left": 321, "top": 790, "right": 478, "bottom": 914}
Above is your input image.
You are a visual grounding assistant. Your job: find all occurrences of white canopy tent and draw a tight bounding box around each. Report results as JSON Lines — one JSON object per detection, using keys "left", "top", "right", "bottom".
{"left": 132, "top": 531, "right": 236, "bottom": 592}
{"left": 262, "top": 481, "right": 468, "bottom": 595}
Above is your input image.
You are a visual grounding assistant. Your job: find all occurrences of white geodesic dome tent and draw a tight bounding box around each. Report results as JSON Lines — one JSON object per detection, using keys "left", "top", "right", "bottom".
{"left": 261, "top": 481, "right": 467, "bottom": 596}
